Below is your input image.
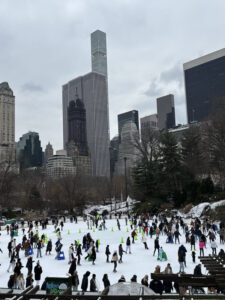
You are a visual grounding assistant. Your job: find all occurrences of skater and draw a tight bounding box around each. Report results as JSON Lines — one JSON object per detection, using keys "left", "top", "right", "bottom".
{"left": 68, "top": 258, "right": 77, "bottom": 276}
{"left": 211, "top": 239, "right": 217, "bottom": 255}
{"left": 90, "top": 274, "right": 97, "bottom": 292}
{"left": 8, "top": 240, "right": 12, "bottom": 258}
{"left": 71, "top": 271, "right": 79, "bottom": 291}
{"left": 76, "top": 244, "right": 82, "bottom": 265}
{"left": 163, "top": 263, "right": 173, "bottom": 274}
{"left": 190, "top": 234, "right": 195, "bottom": 250}
{"left": 178, "top": 245, "right": 187, "bottom": 267}
{"left": 26, "top": 256, "right": 34, "bottom": 275}
{"left": 131, "top": 230, "right": 136, "bottom": 243}
{"left": 111, "top": 251, "right": 118, "bottom": 272}
{"left": 117, "top": 219, "right": 121, "bottom": 231}
{"left": 102, "top": 274, "right": 110, "bottom": 288}
{"left": 105, "top": 245, "right": 111, "bottom": 263}
{"left": 34, "top": 261, "right": 42, "bottom": 286}
{"left": 7, "top": 251, "right": 16, "bottom": 272}
{"left": 68, "top": 244, "right": 74, "bottom": 264}
{"left": 126, "top": 237, "right": 131, "bottom": 254}
{"left": 91, "top": 246, "right": 96, "bottom": 265}
{"left": 153, "top": 237, "right": 159, "bottom": 256}
{"left": 192, "top": 249, "right": 196, "bottom": 263}
{"left": 46, "top": 239, "right": 52, "bottom": 255}
{"left": 199, "top": 239, "right": 205, "bottom": 257}
{"left": 118, "top": 244, "right": 126, "bottom": 263}
{"left": 36, "top": 240, "right": 42, "bottom": 258}
{"left": 174, "top": 230, "right": 181, "bottom": 244}
{"left": 142, "top": 235, "right": 149, "bottom": 249}
{"left": 55, "top": 242, "right": 63, "bottom": 259}
{"left": 81, "top": 271, "right": 90, "bottom": 292}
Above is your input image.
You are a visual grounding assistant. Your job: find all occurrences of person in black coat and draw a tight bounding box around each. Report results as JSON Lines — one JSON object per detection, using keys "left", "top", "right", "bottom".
{"left": 102, "top": 274, "right": 110, "bottom": 288}
{"left": 149, "top": 279, "right": 164, "bottom": 295}
{"left": 68, "top": 259, "right": 76, "bottom": 276}
{"left": 105, "top": 245, "right": 111, "bottom": 263}
{"left": 194, "top": 264, "right": 202, "bottom": 276}
{"left": 76, "top": 244, "right": 82, "bottom": 265}
{"left": 91, "top": 246, "right": 96, "bottom": 265}
{"left": 26, "top": 256, "right": 34, "bottom": 275}
{"left": 8, "top": 274, "right": 16, "bottom": 289}
{"left": 26, "top": 274, "right": 34, "bottom": 288}
{"left": 131, "top": 275, "right": 137, "bottom": 282}
{"left": 163, "top": 280, "right": 173, "bottom": 293}
{"left": 153, "top": 237, "right": 160, "bottom": 256}
{"left": 118, "top": 244, "right": 126, "bottom": 263}
{"left": 90, "top": 274, "right": 97, "bottom": 292}
{"left": 14, "top": 262, "right": 22, "bottom": 276}
{"left": 81, "top": 271, "right": 90, "bottom": 292}
{"left": 34, "top": 261, "right": 42, "bottom": 285}
{"left": 46, "top": 240, "right": 52, "bottom": 255}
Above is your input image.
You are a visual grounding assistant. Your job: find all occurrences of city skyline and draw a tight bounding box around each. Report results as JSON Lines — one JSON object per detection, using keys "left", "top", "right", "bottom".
{"left": 0, "top": 0, "right": 225, "bottom": 150}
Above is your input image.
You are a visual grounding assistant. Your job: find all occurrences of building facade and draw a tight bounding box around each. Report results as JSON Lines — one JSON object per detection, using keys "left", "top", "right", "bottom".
{"left": 109, "top": 136, "right": 119, "bottom": 178}
{"left": 184, "top": 48, "right": 225, "bottom": 123}
{"left": 118, "top": 110, "right": 139, "bottom": 141}
{"left": 91, "top": 30, "right": 107, "bottom": 76}
{"left": 45, "top": 142, "right": 54, "bottom": 164}
{"left": 62, "top": 72, "right": 110, "bottom": 177}
{"left": 140, "top": 114, "right": 158, "bottom": 140}
{"left": 157, "top": 94, "right": 175, "bottom": 130}
{"left": 16, "top": 132, "right": 42, "bottom": 170}
{"left": 115, "top": 121, "right": 139, "bottom": 177}
{"left": 0, "top": 82, "right": 15, "bottom": 164}
{"left": 46, "top": 150, "right": 76, "bottom": 179}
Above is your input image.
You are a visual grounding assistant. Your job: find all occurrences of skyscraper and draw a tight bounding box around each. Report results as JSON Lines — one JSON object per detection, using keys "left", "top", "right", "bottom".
{"left": 157, "top": 94, "right": 175, "bottom": 130}
{"left": 63, "top": 72, "right": 110, "bottom": 177}
{"left": 63, "top": 30, "right": 110, "bottom": 177}
{"left": 184, "top": 48, "right": 225, "bottom": 123}
{"left": 91, "top": 30, "right": 107, "bottom": 76}
{"left": 45, "top": 142, "right": 54, "bottom": 163}
{"left": 118, "top": 110, "right": 139, "bottom": 141}
{"left": 0, "top": 82, "right": 15, "bottom": 164}
{"left": 16, "top": 132, "right": 42, "bottom": 170}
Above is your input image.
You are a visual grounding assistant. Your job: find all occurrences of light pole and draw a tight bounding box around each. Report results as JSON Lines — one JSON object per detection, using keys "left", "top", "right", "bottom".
{"left": 124, "top": 157, "right": 128, "bottom": 203}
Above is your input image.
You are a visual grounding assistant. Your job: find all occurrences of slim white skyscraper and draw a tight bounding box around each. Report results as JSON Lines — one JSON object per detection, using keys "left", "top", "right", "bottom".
{"left": 91, "top": 30, "right": 108, "bottom": 76}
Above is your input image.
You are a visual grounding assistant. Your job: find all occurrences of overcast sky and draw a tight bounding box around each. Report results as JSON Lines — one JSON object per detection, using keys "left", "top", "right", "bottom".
{"left": 0, "top": 0, "right": 225, "bottom": 151}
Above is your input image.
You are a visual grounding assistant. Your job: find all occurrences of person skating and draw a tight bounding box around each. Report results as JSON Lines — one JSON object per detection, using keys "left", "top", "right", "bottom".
{"left": 142, "top": 235, "right": 149, "bottom": 249}
{"left": 178, "top": 245, "right": 187, "bottom": 267}
{"left": 118, "top": 244, "right": 126, "bottom": 263}
{"left": 131, "top": 230, "right": 136, "bottom": 243}
{"left": 174, "top": 230, "right": 181, "bottom": 244}
{"left": 105, "top": 245, "right": 111, "bottom": 263}
{"left": 76, "top": 244, "right": 82, "bottom": 265}
{"left": 68, "top": 244, "right": 74, "bottom": 264}
{"left": 17, "top": 273, "right": 25, "bottom": 290}
{"left": 68, "top": 258, "right": 77, "bottom": 276}
{"left": 199, "top": 239, "right": 205, "bottom": 257}
{"left": 111, "top": 251, "right": 118, "bottom": 272}
{"left": 90, "top": 274, "right": 97, "bottom": 292}
{"left": 91, "top": 246, "right": 96, "bottom": 265}
{"left": 163, "top": 263, "right": 173, "bottom": 274}
{"left": 55, "top": 242, "right": 63, "bottom": 259}
{"left": 126, "top": 237, "right": 131, "bottom": 254}
{"left": 46, "top": 239, "right": 52, "bottom": 255}
{"left": 34, "top": 261, "right": 42, "bottom": 286}
{"left": 102, "top": 274, "right": 110, "bottom": 288}
{"left": 153, "top": 237, "right": 159, "bottom": 256}
{"left": 8, "top": 240, "right": 12, "bottom": 258}
{"left": 192, "top": 249, "right": 196, "bottom": 263}
{"left": 36, "top": 240, "right": 42, "bottom": 258}
{"left": 190, "top": 234, "right": 195, "bottom": 250}
{"left": 211, "top": 239, "right": 217, "bottom": 255}
{"left": 7, "top": 251, "right": 16, "bottom": 272}
{"left": 8, "top": 273, "right": 17, "bottom": 289}
{"left": 81, "top": 271, "right": 90, "bottom": 292}
{"left": 26, "top": 256, "right": 34, "bottom": 275}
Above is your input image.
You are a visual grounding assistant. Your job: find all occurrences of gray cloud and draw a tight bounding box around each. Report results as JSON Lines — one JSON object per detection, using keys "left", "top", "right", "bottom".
{"left": 160, "top": 63, "right": 183, "bottom": 88}
{"left": 144, "top": 78, "right": 163, "bottom": 98}
{"left": 21, "top": 82, "right": 44, "bottom": 93}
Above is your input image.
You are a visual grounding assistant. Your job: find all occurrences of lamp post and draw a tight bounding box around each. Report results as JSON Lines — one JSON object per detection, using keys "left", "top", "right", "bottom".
{"left": 124, "top": 157, "right": 128, "bottom": 203}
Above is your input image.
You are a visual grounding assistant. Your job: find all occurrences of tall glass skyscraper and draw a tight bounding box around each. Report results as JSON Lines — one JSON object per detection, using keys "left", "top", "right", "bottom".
{"left": 184, "top": 48, "right": 225, "bottom": 123}
{"left": 91, "top": 30, "right": 107, "bottom": 76}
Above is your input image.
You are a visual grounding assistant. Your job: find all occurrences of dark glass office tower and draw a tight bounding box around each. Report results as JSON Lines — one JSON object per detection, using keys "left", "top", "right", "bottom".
{"left": 118, "top": 110, "right": 139, "bottom": 140}
{"left": 184, "top": 48, "right": 225, "bottom": 123}
{"left": 68, "top": 95, "right": 89, "bottom": 156}
{"left": 157, "top": 94, "right": 175, "bottom": 130}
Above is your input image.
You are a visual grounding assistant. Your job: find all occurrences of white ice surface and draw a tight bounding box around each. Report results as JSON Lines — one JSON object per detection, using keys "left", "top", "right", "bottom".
{"left": 0, "top": 218, "right": 224, "bottom": 291}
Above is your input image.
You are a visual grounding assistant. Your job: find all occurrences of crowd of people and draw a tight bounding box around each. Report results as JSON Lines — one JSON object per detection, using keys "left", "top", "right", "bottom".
{"left": 2, "top": 213, "right": 225, "bottom": 294}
